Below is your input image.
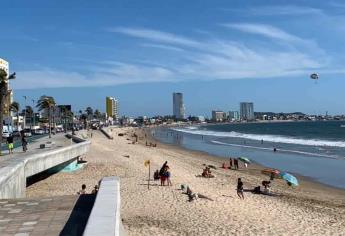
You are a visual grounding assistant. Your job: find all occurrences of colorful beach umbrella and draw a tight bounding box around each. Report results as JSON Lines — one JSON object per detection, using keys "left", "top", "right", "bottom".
{"left": 239, "top": 157, "right": 251, "bottom": 164}
{"left": 261, "top": 168, "right": 281, "bottom": 178}
{"left": 280, "top": 172, "right": 299, "bottom": 186}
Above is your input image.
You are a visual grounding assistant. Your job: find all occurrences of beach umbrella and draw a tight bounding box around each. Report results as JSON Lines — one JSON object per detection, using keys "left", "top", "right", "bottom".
{"left": 261, "top": 168, "right": 281, "bottom": 178}
{"left": 280, "top": 172, "right": 299, "bottom": 186}
{"left": 239, "top": 157, "right": 251, "bottom": 164}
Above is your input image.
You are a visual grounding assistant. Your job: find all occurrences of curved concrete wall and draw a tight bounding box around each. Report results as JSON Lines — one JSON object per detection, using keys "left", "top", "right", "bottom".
{"left": 83, "top": 176, "right": 125, "bottom": 236}
{"left": 0, "top": 138, "right": 91, "bottom": 199}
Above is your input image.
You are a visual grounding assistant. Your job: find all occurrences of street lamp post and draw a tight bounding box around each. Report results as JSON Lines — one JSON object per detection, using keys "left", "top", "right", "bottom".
{"left": 32, "top": 99, "right": 35, "bottom": 128}
{"left": 0, "top": 70, "right": 15, "bottom": 155}
{"left": 23, "top": 96, "right": 27, "bottom": 129}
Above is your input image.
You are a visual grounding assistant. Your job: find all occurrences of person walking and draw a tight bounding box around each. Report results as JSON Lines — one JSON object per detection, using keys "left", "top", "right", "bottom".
{"left": 237, "top": 178, "right": 244, "bottom": 200}
{"left": 21, "top": 135, "right": 28, "bottom": 152}
{"left": 7, "top": 134, "right": 14, "bottom": 154}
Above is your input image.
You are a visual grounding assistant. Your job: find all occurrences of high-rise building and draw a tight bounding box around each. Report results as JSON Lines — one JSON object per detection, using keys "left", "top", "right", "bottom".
{"left": 106, "top": 97, "right": 119, "bottom": 119}
{"left": 0, "top": 58, "right": 13, "bottom": 124}
{"left": 229, "top": 111, "right": 240, "bottom": 121}
{"left": 240, "top": 102, "right": 254, "bottom": 121}
{"left": 212, "top": 111, "right": 226, "bottom": 122}
{"left": 173, "top": 92, "right": 185, "bottom": 119}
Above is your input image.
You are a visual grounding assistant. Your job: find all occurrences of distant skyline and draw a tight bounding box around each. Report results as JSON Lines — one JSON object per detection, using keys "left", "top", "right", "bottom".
{"left": 2, "top": 1, "right": 345, "bottom": 115}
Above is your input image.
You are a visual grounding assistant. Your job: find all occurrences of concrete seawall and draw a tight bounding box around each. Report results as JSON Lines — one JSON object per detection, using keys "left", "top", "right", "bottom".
{"left": 83, "top": 176, "right": 125, "bottom": 236}
{"left": 0, "top": 137, "right": 91, "bottom": 199}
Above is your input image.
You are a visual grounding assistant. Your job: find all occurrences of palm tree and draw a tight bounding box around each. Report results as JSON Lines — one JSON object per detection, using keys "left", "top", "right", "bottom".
{"left": 10, "top": 101, "right": 20, "bottom": 130}
{"left": 85, "top": 107, "right": 93, "bottom": 120}
{"left": 94, "top": 109, "right": 101, "bottom": 120}
{"left": 25, "top": 105, "right": 33, "bottom": 128}
{"left": 36, "top": 95, "right": 56, "bottom": 138}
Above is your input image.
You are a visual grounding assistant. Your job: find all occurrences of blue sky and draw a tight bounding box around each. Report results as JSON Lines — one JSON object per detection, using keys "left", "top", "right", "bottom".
{"left": 1, "top": 0, "right": 345, "bottom": 116}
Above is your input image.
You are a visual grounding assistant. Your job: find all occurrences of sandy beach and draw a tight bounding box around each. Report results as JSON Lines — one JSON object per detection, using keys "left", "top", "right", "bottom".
{"left": 27, "top": 127, "right": 345, "bottom": 235}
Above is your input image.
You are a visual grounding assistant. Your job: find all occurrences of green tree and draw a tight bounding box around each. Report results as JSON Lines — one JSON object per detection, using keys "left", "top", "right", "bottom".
{"left": 36, "top": 95, "right": 56, "bottom": 138}
{"left": 25, "top": 105, "right": 33, "bottom": 128}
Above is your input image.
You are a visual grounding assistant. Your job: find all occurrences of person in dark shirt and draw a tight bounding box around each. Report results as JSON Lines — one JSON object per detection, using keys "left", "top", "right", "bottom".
{"left": 234, "top": 158, "right": 239, "bottom": 170}
{"left": 237, "top": 178, "right": 244, "bottom": 199}
{"left": 21, "top": 135, "right": 28, "bottom": 152}
{"left": 7, "top": 135, "right": 14, "bottom": 154}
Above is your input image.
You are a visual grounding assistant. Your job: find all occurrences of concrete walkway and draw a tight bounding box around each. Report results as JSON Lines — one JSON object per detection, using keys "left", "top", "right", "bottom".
{"left": 0, "top": 133, "right": 73, "bottom": 169}
{"left": 0, "top": 194, "right": 95, "bottom": 236}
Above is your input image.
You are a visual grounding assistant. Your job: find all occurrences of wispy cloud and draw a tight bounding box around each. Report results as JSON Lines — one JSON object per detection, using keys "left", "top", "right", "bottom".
{"left": 107, "top": 27, "right": 201, "bottom": 48}
{"left": 12, "top": 63, "right": 175, "bottom": 90}
{"left": 246, "top": 5, "right": 323, "bottom": 16}
{"left": 14, "top": 23, "right": 332, "bottom": 89}
{"left": 222, "top": 23, "right": 301, "bottom": 42}
{"left": 141, "top": 43, "right": 185, "bottom": 52}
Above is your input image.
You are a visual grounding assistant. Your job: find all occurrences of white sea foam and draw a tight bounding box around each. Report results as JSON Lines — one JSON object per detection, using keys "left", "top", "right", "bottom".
{"left": 210, "top": 140, "right": 339, "bottom": 159}
{"left": 172, "top": 127, "right": 345, "bottom": 147}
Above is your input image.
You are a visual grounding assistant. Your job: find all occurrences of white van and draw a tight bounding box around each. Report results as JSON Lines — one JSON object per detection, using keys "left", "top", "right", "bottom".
{"left": 2, "top": 126, "right": 12, "bottom": 138}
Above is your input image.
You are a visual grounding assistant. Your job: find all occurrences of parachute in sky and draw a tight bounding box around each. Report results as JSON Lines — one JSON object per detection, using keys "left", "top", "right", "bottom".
{"left": 310, "top": 73, "right": 319, "bottom": 80}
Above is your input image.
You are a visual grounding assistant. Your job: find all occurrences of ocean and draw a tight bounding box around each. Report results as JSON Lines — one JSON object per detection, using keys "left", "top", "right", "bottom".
{"left": 153, "top": 121, "right": 345, "bottom": 189}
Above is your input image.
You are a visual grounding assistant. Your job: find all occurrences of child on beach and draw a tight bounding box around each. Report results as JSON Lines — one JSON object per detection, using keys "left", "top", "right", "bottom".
{"left": 165, "top": 166, "right": 172, "bottom": 186}
{"left": 78, "top": 184, "right": 87, "bottom": 194}
{"left": 237, "top": 178, "right": 244, "bottom": 199}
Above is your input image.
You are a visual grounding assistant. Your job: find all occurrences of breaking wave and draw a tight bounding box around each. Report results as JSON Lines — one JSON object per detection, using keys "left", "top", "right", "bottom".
{"left": 172, "top": 127, "right": 345, "bottom": 148}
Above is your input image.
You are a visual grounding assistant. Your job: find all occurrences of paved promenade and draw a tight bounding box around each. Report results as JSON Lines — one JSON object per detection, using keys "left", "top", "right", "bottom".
{"left": 0, "top": 133, "right": 73, "bottom": 169}
{"left": 0, "top": 194, "right": 95, "bottom": 236}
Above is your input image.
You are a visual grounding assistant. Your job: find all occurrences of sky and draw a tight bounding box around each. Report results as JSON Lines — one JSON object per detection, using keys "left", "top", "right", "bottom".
{"left": 1, "top": 0, "right": 345, "bottom": 117}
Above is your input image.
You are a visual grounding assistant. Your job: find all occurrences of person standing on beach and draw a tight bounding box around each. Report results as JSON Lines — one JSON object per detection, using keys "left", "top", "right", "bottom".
{"left": 234, "top": 159, "right": 239, "bottom": 170}
{"left": 237, "top": 178, "right": 244, "bottom": 199}
{"left": 159, "top": 161, "right": 168, "bottom": 186}
{"left": 229, "top": 158, "right": 233, "bottom": 169}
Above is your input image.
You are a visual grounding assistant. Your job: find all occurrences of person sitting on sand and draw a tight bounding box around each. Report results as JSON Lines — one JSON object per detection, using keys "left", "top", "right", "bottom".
{"left": 222, "top": 163, "right": 228, "bottom": 169}
{"left": 91, "top": 185, "right": 99, "bottom": 194}
{"left": 237, "top": 178, "right": 244, "bottom": 199}
{"left": 202, "top": 167, "right": 214, "bottom": 178}
{"left": 154, "top": 169, "right": 160, "bottom": 180}
{"left": 202, "top": 167, "right": 209, "bottom": 177}
{"left": 78, "top": 184, "right": 87, "bottom": 195}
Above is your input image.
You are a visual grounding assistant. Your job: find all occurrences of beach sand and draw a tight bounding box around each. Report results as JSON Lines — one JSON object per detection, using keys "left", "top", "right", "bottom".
{"left": 26, "top": 127, "right": 345, "bottom": 235}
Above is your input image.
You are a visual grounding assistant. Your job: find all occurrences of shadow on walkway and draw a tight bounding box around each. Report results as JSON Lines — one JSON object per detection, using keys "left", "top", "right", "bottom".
{"left": 60, "top": 194, "right": 96, "bottom": 236}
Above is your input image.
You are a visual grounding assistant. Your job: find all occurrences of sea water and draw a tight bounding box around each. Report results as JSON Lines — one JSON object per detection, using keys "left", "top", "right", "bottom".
{"left": 153, "top": 121, "right": 345, "bottom": 189}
